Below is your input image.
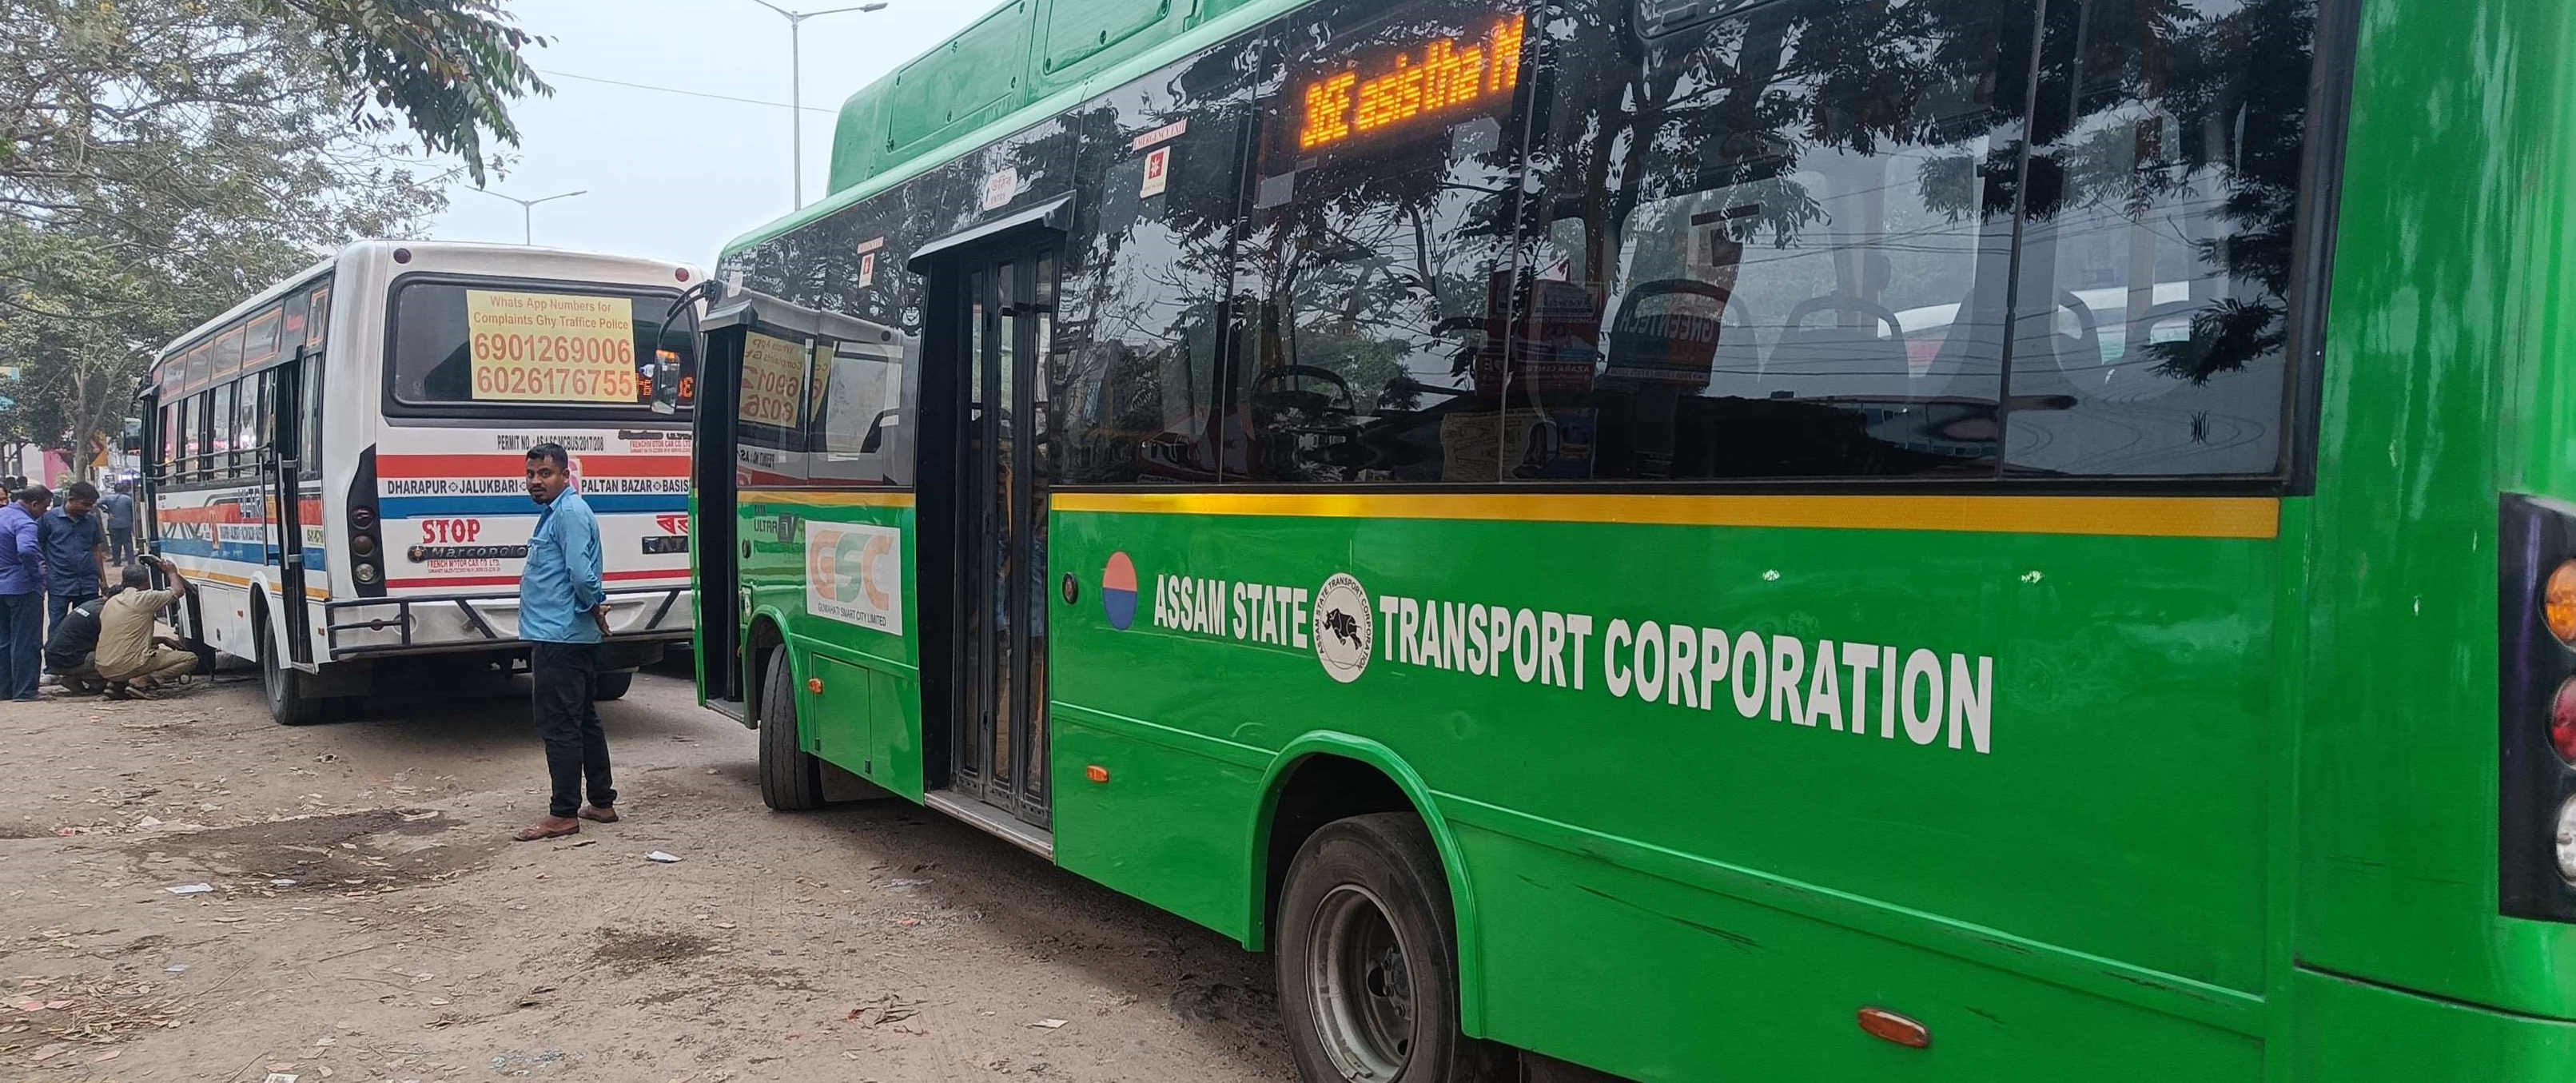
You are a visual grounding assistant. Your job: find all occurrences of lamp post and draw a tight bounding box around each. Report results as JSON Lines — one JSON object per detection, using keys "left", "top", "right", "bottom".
{"left": 468, "top": 188, "right": 588, "bottom": 245}
{"left": 743, "top": 0, "right": 890, "bottom": 209}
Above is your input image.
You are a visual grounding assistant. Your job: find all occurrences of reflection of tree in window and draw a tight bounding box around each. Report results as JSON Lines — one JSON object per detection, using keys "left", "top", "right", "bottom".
{"left": 1527, "top": 0, "right": 2319, "bottom": 480}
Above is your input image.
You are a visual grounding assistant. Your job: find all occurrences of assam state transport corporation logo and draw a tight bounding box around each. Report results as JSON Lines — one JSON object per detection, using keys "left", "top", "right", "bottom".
{"left": 1312, "top": 572, "right": 1373, "bottom": 684}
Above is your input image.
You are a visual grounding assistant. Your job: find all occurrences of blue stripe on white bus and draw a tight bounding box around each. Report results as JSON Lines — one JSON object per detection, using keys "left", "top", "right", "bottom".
{"left": 376, "top": 495, "right": 689, "bottom": 518}
{"left": 158, "top": 538, "right": 331, "bottom": 569}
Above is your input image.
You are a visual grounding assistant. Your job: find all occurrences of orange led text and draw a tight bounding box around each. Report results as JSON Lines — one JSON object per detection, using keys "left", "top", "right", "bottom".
{"left": 1297, "top": 16, "right": 1527, "bottom": 151}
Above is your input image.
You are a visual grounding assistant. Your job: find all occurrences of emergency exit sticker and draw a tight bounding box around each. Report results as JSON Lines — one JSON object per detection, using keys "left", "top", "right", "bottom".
{"left": 1141, "top": 147, "right": 1173, "bottom": 198}
{"left": 859, "top": 252, "right": 876, "bottom": 289}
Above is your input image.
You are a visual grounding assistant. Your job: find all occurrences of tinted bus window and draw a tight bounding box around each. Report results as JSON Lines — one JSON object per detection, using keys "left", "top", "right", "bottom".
{"left": 1230, "top": 0, "right": 1532, "bottom": 484}
{"left": 1523, "top": 0, "right": 2026, "bottom": 481}
{"left": 388, "top": 282, "right": 688, "bottom": 411}
{"left": 1055, "top": 46, "right": 1260, "bottom": 485}
{"left": 1999, "top": 0, "right": 2317, "bottom": 476}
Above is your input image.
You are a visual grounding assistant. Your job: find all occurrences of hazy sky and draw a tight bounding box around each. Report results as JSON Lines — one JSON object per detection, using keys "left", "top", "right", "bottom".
{"left": 422, "top": 0, "right": 987, "bottom": 268}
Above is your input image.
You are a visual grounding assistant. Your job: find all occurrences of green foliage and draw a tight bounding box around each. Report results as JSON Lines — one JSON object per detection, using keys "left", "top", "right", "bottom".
{"left": 0, "top": 0, "right": 547, "bottom": 464}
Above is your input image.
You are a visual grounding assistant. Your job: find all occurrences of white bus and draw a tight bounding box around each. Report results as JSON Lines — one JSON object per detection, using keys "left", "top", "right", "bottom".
{"left": 140, "top": 241, "right": 702, "bottom": 724}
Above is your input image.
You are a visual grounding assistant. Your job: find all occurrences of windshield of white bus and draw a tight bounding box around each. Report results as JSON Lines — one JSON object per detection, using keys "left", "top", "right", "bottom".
{"left": 387, "top": 279, "right": 695, "bottom": 416}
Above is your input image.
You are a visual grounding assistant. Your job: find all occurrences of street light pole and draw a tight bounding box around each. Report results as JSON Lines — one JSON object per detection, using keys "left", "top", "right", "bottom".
{"left": 743, "top": 0, "right": 890, "bottom": 209}
{"left": 468, "top": 189, "right": 588, "bottom": 245}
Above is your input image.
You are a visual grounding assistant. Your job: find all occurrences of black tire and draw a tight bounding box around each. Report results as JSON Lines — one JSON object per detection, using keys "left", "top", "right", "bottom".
{"left": 1277, "top": 814, "right": 1515, "bottom": 1083}
{"left": 257, "top": 608, "right": 325, "bottom": 727}
{"left": 758, "top": 646, "right": 824, "bottom": 810}
{"left": 593, "top": 669, "right": 635, "bottom": 701}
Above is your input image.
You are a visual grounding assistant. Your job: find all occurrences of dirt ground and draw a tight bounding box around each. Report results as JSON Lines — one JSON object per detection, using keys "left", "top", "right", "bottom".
{"left": 0, "top": 662, "right": 1292, "bottom": 1083}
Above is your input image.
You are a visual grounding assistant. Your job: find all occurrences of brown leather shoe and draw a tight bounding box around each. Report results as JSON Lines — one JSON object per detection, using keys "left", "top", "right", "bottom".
{"left": 577, "top": 805, "right": 619, "bottom": 824}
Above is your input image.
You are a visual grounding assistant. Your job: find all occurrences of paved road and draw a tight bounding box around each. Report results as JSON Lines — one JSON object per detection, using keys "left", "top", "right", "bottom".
{"left": 0, "top": 664, "right": 1291, "bottom": 1081}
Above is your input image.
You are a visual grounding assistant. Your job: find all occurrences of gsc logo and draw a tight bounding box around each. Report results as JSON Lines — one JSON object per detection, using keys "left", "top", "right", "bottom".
{"left": 808, "top": 528, "right": 896, "bottom": 611}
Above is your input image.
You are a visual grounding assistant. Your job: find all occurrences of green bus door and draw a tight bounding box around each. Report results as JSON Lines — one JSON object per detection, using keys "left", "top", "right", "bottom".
{"left": 950, "top": 244, "right": 1057, "bottom": 832}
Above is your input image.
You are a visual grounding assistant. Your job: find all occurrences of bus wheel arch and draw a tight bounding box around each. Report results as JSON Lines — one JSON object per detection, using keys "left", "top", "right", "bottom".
{"left": 743, "top": 613, "right": 790, "bottom": 725}
{"left": 1252, "top": 737, "right": 1489, "bottom": 1037}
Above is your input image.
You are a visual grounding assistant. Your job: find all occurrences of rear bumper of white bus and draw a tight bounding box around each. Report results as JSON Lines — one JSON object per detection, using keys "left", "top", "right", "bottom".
{"left": 323, "top": 585, "right": 692, "bottom": 666}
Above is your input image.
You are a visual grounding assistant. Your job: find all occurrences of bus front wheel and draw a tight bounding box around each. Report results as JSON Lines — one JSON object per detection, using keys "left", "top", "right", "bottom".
{"left": 1277, "top": 813, "right": 1514, "bottom": 1083}
{"left": 757, "top": 647, "right": 824, "bottom": 810}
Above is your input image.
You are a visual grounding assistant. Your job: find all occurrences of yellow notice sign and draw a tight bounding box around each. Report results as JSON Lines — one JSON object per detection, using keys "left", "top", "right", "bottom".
{"left": 465, "top": 290, "right": 639, "bottom": 403}
{"left": 739, "top": 331, "right": 806, "bottom": 429}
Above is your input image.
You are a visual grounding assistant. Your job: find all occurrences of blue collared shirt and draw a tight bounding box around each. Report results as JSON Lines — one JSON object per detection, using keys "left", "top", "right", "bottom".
{"left": 0, "top": 504, "right": 37, "bottom": 597}
{"left": 520, "top": 489, "right": 606, "bottom": 644}
{"left": 37, "top": 508, "right": 103, "bottom": 595}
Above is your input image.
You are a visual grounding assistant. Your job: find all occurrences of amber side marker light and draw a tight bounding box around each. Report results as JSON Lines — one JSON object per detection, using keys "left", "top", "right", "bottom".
{"left": 1857, "top": 1007, "right": 1930, "bottom": 1049}
{"left": 806, "top": 677, "right": 824, "bottom": 694}
{"left": 1085, "top": 765, "right": 1110, "bottom": 784}
{"left": 2548, "top": 561, "right": 2576, "bottom": 643}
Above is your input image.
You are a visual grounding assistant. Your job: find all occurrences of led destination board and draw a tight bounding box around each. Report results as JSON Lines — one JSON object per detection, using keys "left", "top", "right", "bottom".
{"left": 1296, "top": 15, "right": 1527, "bottom": 151}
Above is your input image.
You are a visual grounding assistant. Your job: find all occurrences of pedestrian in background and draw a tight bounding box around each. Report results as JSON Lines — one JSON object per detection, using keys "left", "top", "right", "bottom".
{"left": 513, "top": 443, "right": 618, "bottom": 842}
{"left": 101, "top": 480, "right": 137, "bottom": 564}
{"left": 39, "top": 481, "right": 109, "bottom": 630}
{"left": 0, "top": 486, "right": 53, "bottom": 701}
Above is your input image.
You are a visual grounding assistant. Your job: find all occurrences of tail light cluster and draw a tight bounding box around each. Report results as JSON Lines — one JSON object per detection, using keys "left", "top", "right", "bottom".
{"left": 2499, "top": 494, "right": 2576, "bottom": 919}
{"left": 348, "top": 447, "right": 386, "bottom": 598}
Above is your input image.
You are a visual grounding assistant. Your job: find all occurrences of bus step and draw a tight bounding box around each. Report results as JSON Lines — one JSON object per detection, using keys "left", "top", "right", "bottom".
{"left": 924, "top": 790, "right": 1054, "bottom": 862}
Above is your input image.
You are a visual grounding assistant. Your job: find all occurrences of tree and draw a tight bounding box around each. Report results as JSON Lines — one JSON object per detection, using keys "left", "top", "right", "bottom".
{"left": 0, "top": 0, "right": 549, "bottom": 470}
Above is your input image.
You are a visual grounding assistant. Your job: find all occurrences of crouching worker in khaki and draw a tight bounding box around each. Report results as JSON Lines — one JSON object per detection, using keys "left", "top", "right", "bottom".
{"left": 96, "top": 555, "right": 197, "bottom": 699}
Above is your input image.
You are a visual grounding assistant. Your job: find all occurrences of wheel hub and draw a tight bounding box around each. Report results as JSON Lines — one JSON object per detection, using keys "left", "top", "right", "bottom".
{"left": 1307, "top": 884, "right": 1415, "bottom": 1081}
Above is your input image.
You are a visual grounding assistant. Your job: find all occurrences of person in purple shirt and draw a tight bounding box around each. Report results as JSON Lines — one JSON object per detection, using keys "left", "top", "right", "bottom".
{"left": 0, "top": 485, "right": 55, "bottom": 700}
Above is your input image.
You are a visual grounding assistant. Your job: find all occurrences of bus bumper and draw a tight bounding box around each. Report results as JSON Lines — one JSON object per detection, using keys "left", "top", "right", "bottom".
{"left": 2293, "top": 966, "right": 2576, "bottom": 1080}
{"left": 323, "top": 586, "right": 692, "bottom": 664}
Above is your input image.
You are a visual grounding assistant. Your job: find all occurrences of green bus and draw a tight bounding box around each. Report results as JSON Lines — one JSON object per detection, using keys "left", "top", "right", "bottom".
{"left": 675, "top": 0, "right": 2576, "bottom": 1078}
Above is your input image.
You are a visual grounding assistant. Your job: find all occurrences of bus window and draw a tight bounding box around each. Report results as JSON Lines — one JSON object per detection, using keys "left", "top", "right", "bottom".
{"left": 282, "top": 289, "right": 310, "bottom": 348}
{"left": 180, "top": 394, "right": 202, "bottom": 481}
{"left": 160, "top": 404, "right": 178, "bottom": 479}
{"left": 253, "top": 370, "right": 276, "bottom": 457}
{"left": 300, "top": 351, "right": 321, "bottom": 479}
{"left": 1997, "top": 0, "right": 2312, "bottom": 476}
{"left": 1526, "top": 0, "right": 2020, "bottom": 481}
{"left": 1229, "top": 0, "right": 1526, "bottom": 484}
{"left": 808, "top": 336, "right": 908, "bottom": 486}
{"left": 214, "top": 325, "right": 247, "bottom": 381}
{"left": 735, "top": 330, "right": 810, "bottom": 485}
{"left": 245, "top": 305, "right": 282, "bottom": 368}
{"left": 210, "top": 380, "right": 239, "bottom": 477}
{"left": 305, "top": 284, "right": 331, "bottom": 349}
{"left": 387, "top": 281, "right": 686, "bottom": 412}
{"left": 1053, "top": 44, "right": 1257, "bottom": 485}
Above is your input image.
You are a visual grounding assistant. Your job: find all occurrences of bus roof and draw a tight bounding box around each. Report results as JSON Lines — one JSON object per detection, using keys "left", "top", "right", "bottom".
{"left": 722, "top": 0, "right": 1308, "bottom": 259}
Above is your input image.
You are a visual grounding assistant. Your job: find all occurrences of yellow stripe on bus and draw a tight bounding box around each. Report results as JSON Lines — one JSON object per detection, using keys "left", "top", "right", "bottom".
{"left": 1049, "top": 491, "right": 2280, "bottom": 540}
{"left": 185, "top": 568, "right": 331, "bottom": 600}
{"left": 739, "top": 489, "right": 918, "bottom": 509}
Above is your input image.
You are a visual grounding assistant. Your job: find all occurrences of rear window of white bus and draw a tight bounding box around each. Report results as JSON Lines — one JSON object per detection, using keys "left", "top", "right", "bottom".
{"left": 388, "top": 279, "right": 693, "bottom": 412}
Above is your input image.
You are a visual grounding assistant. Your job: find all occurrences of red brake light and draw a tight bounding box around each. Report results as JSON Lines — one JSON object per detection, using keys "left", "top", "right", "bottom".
{"left": 2553, "top": 679, "right": 2576, "bottom": 764}
{"left": 675, "top": 268, "right": 691, "bottom": 282}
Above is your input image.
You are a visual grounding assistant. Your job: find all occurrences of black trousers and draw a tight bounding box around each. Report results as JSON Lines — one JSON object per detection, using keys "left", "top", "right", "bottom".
{"left": 531, "top": 641, "right": 615, "bottom": 818}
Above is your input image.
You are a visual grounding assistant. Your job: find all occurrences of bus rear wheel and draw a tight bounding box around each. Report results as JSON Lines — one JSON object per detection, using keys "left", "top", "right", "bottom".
{"left": 1277, "top": 814, "right": 1513, "bottom": 1083}
{"left": 758, "top": 646, "right": 824, "bottom": 810}
{"left": 257, "top": 611, "right": 324, "bottom": 727}
{"left": 594, "top": 670, "right": 634, "bottom": 701}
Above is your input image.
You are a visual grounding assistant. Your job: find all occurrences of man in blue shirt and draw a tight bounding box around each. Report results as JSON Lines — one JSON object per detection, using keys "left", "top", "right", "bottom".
{"left": 515, "top": 443, "right": 617, "bottom": 842}
{"left": 0, "top": 485, "right": 52, "bottom": 700}
{"left": 39, "top": 480, "right": 109, "bottom": 630}
{"left": 101, "top": 480, "right": 137, "bottom": 564}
